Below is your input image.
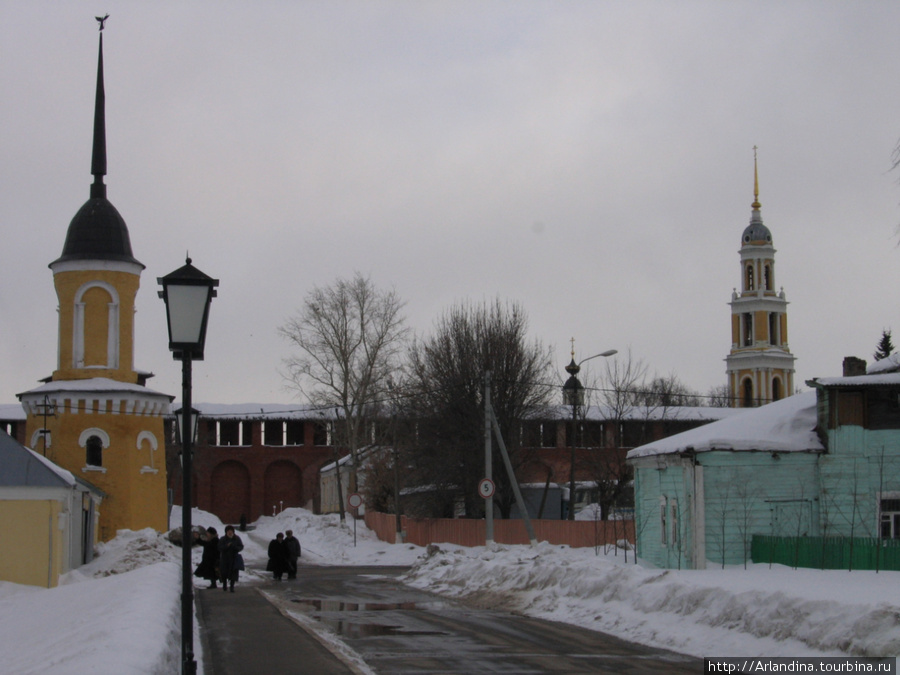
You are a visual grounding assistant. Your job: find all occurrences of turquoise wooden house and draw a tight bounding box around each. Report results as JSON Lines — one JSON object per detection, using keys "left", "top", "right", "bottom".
{"left": 628, "top": 358, "right": 900, "bottom": 569}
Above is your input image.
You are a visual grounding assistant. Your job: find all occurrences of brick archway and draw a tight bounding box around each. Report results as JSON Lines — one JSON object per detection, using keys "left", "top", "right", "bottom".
{"left": 211, "top": 460, "right": 251, "bottom": 525}
{"left": 264, "top": 460, "right": 303, "bottom": 516}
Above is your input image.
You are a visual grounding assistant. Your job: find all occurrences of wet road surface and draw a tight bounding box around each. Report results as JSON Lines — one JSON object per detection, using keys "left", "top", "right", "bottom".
{"left": 267, "top": 565, "right": 700, "bottom": 674}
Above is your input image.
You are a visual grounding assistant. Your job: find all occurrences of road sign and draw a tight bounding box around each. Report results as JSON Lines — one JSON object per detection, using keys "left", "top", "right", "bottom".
{"left": 478, "top": 478, "right": 495, "bottom": 499}
{"left": 348, "top": 493, "right": 363, "bottom": 509}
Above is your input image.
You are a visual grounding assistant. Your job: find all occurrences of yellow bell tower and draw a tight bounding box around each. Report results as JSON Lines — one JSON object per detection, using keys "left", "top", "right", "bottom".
{"left": 18, "top": 22, "right": 172, "bottom": 541}
{"left": 726, "top": 149, "right": 796, "bottom": 407}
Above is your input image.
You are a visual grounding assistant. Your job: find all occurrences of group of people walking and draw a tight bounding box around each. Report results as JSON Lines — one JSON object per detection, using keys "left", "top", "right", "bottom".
{"left": 266, "top": 530, "right": 302, "bottom": 581}
{"left": 193, "top": 525, "right": 302, "bottom": 591}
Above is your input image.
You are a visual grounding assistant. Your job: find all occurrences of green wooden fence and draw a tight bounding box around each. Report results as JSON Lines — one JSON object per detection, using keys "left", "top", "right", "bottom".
{"left": 751, "top": 535, "right": 900, "bottom": 571}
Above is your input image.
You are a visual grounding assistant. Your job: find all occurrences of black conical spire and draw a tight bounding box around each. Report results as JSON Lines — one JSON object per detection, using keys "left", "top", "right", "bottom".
{"left": 51, "top": 16, "right": 143, "bottom": 270}
{"left": 90, "top": 22, "right": 107, "bottom": 198}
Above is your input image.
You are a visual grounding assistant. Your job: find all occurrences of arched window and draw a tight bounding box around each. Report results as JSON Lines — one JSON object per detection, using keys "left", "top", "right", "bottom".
{"left": 73, "top": 281, "right": 120, "bottom": 369}
{"left": 86, "top": 435, "right": 103, "bottom": 467}
{"left": 742, "top": 378, "right": 754, "bottom": 408}
{"left": 772, "top": 378, "right": 782, "bottom": 402}
{"left": 743, "top": 313, "right": 753, "bottom": 347}
{"left": 769, "top": 313, "right": 778, "bottom": 346}
{"left": 764, "top": 264, "right": 773, "bottom": 291}
{"left": 746, "top": 264, "right": 755, "bottom": 291}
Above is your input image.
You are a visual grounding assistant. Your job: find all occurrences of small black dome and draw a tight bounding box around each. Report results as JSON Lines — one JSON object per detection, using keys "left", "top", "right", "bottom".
{"left": 52, "top": 195, "right": 143, "bottom": 267}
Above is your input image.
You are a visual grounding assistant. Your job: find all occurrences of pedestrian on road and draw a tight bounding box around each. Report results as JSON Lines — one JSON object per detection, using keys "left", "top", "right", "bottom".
{"left": 194, "top": 526, "right": 220, "bottom": 589}
{"left": 218, "top": 525, "right": 244, "bottom": 593}
{"left": 267, "top": 532, "right": 290, "bottom": 581}
{"left": 284, "top": 529, "right": 301, "bottom": 579}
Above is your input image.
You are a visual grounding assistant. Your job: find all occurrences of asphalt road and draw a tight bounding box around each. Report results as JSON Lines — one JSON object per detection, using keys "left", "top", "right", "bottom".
{"left": 262, "top": 564, "right": 701, "bottom": 674}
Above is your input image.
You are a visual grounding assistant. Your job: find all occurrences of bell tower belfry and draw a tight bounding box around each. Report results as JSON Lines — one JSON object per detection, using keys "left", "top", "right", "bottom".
{"left": 18, "top": 20, "right": 172, "bottom": 541}
{"left": 725, "top": 149, "right": 796, "bottom": 407}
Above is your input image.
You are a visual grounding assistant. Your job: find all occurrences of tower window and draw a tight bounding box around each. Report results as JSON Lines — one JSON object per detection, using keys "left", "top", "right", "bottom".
{"left": 743, "top": 313, "right": 753, "bottom": 347}
{"left": 769, "top": 313, "right": 778, "bottom": 346}
{"left": 746, "top": 264, "right": 755, "bottom": 291}
{"left": 772, "top": 378, "right": 782, "bottom": 402}
{"left": 86, "top": 435, "right": 103, "bottom": 467}
{"left": 764, "top": 264, "right": 773, "bottom": 291}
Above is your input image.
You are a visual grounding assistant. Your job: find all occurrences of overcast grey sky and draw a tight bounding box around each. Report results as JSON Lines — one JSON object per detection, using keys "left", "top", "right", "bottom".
{"left": 2, "top": 1, "right": 900, "bottom": 407}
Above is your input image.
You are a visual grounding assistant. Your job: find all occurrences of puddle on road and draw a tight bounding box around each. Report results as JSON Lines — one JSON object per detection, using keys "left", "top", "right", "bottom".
{"left": 291, "top": 598, "right": 449, "bottom": 612}
{"left": 290, "top": 598, "right": 450, "bottom": 639}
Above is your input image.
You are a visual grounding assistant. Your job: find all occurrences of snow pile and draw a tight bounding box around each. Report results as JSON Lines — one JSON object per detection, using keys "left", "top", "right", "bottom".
{"left": 0, "top": 528, "right": 182, "bottom": 675}
{"left": 246, "top": 508, "right": 424, "bottom": 566}
{"left": 404, "top": 542, "right": 900, "bottom": 658}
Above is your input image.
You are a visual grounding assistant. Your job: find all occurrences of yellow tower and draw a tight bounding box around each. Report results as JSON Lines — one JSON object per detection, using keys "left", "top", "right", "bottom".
{"left": 726, "top": 149, "right": 796, "bottom": 407}
{"left": 18, "top": 24, "right": 172, "bottom": 541}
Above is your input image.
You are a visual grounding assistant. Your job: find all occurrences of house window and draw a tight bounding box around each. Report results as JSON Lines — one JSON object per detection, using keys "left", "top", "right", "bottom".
{"left": 670, "top": 499, "right": 678, "bottom": 548}
{"left": 219, "top": 420, "right": 240, "bottom": 446}
{"left": 264, "top": 421, "right": 284, "bottom": 446}
{"left": 312, "top": 422, "right": 330, "bottom": 446}
{"left": 542, "top": 422, "right": 557, "bottom": 448}
{"left": 286, "top": 420, "right": 304, "bottom": 445}
{"left": 86, "top": 435, "right": 103, "bottom": 467}
{"left": 660, "top": 497, "right": 668, "bottom": 546}
{"left": 880, "top": 498, "right": 900, "bottom": 539}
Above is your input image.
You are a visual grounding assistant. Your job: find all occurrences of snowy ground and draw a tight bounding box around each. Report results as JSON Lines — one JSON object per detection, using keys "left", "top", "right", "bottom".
{"left": 0, "top": 508, "right": 897, "bottom": 674}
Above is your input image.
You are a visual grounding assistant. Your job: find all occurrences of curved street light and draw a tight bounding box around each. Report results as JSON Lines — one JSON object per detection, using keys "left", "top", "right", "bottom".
{"left": 563, "top": 348, "right": 617, "bottom": 521}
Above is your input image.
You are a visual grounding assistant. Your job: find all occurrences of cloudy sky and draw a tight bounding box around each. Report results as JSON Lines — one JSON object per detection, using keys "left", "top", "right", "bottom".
{"left": 2, "top": 1, "right": 900, "bottom": 407}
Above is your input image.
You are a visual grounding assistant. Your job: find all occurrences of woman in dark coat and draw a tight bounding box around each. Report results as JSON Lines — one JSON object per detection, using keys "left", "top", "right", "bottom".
{"left": 266, "top": 532, "right": 290, "bottom": 581}
{"left": 218, "top": 525, "right": 244, "bottom": 592}
{"left": 193, "top": 527, "right": 220, "bottom": 588}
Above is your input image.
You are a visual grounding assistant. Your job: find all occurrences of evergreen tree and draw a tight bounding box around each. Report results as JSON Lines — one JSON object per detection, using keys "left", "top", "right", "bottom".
{"left": 874, "top": 329, "right": 895, "bottom": 361}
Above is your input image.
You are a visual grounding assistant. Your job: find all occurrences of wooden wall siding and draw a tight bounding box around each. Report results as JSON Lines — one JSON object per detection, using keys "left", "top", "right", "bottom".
{"left": 633, "top": 452, "right": 821, "bottom": 569}
{"left": 364, "top": 510, "right": 634, "bottom": 549}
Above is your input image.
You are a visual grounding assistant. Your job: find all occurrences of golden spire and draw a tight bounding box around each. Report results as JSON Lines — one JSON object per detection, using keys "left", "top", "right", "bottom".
{"left": 570, "top": 336, "right": 576, "bottom": 359}
{"left": 751, "top": 145, "right": 761, "bottom": 210}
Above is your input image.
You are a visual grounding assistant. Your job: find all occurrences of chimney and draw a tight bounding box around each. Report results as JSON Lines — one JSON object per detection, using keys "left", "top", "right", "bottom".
{"left": 842, "top": 356, "right": 867, "bottom": 377}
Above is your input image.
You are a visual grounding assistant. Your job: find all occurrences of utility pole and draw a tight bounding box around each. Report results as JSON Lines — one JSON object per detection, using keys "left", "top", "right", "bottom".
{"left": 484, "top": 371, "right": 494, "bottom": 544}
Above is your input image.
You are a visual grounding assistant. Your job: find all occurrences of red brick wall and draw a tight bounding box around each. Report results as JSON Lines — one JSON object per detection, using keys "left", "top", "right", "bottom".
{"left": 167, "top": 418, "right": 339, "bottom": 526}
{"left": 365, "top": 510, "right": 634, "bottom": 549}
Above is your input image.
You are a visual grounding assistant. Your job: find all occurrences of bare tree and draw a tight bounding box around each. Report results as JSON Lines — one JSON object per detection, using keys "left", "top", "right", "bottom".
{"left": 580, "top": 350, "right": 647, "bottom": 520}
{"left": 706, "top": 384, "right": 733, "bottom": 408}
{"left": 402, "top": 300, "right": 553, "bottom": 519}
{"left": 279, "top": 273, "right": 408, "bottom": 520}
{"left": 635, "top": 372, "right": 703, "bottom": 408}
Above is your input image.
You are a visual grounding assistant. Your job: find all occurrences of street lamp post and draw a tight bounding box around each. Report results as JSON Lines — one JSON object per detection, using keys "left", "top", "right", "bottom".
{"left": 562, "top": 347, "right": 616, "bottom": 521}
{"left": 159, "top": 257, "right": 218, "bottom": 675}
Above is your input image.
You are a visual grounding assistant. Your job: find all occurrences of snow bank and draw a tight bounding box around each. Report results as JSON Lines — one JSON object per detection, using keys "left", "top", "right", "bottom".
{"left": 0, "top": 529, "right": 182, "bottom": 675}
{"left": 404, "top": 542, "right": 900, "bottom": 658}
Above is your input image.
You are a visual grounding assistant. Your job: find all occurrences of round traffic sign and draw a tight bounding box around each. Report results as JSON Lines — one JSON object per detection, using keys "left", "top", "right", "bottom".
{"left": 478, "top": 478, "right": 495, "bottom": 499}
{"left": 348, "top": 493, "right": 363, "bottom": 509}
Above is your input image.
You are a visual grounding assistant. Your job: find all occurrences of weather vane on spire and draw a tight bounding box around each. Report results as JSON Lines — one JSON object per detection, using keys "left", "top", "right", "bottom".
{"left": 96, "top": 14, "right": 109, "bottom": 32}
{"left": 752, "top": 145, "right": 761, "bottom": 210}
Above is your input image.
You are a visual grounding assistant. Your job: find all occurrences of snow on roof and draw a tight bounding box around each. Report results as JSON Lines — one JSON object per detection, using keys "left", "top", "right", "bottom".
{"left": 191, "top": 402, "right": 336, "bottom": 420}
{"left": 811, "top": 371, "right": 900, "bottom": 388}
{"left": 0, "top": 429, "right": 78, "bottom": 488}
{"left": 627, "top": 390, "right": 822, "bottom": 459}
{"left": 0, "top": 404, "right": 25, "bottom": 421}
{"left": 17, "top": 377, "right": 173, "bottom": 401}
{"left": 545, "top": 404, "right": 742, "bottom": 423}
{"left": 867, "top": 352, "right": 900, "bottom": 375}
